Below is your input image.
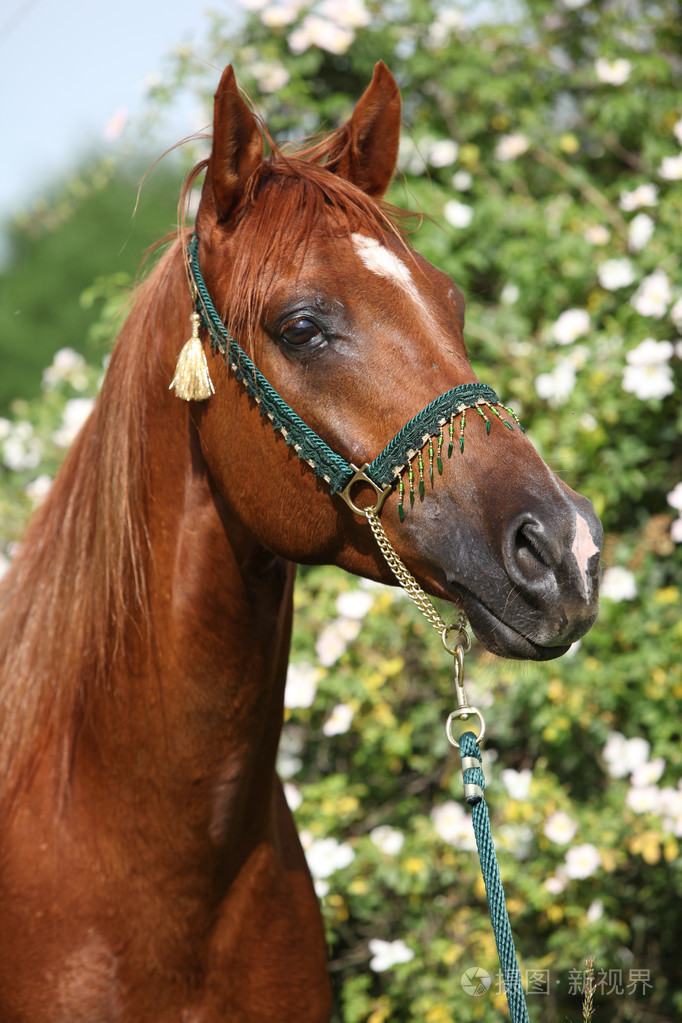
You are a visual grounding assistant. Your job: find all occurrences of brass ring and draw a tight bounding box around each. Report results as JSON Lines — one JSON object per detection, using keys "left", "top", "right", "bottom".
{"left": 445, "top": 707, "right": 486, "bottom": 748}
{"left": 441, "top": 624, "right": 472, "bottom": 655}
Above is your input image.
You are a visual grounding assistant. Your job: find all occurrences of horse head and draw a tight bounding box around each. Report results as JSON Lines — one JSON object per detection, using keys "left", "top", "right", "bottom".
{"left": 184, "top": 63, "right": 602, "bottom": 661}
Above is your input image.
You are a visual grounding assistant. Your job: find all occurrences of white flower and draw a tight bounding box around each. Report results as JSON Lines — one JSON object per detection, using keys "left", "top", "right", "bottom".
{"left": 626, "top": 785, "right": 660, "bottom": 814}
{"left": 428, "top": 139, "right": 459, "bottom": 167}
{"left": 535, "top": 358, "right": 577, "bottom": 405}
{"left": 42, "top": 348, "right": 89, "bottom": 390}
{"left": 551, "top": 308, "right": 590, "bottom": 345}
{"left": 673, "top": 116, "right": 682, "bottom": 145}
{"left": 426, "top": 9, "right": 464, "bottom": 47}
{"left": 619, "top": 184, "right": 659, "bottom": 211}
{"left": 315, "top": 617, "right": 361, "bottom": 666}
{"left": 336, "top": 589, "right": 374, "bottom": 619}
{"left": 304, "top": 836, "right": 355, "bottom": 879}
{"left": 368, "top": 938, "right": 415, "bottom": 972}
{"left": 626, "top": 337, "right": 674, "bottom": 365}
{"left": 443, "top": 199, "right": 474, "bottom": 229}
{"left": 451, "top": 170, "right": 473, "bottom": 190}
{"left": 498, "top": 823, "right": 534, "bottom": 861}
{"left": 495, "top": 133, "right": 530, "bottom": 162}
{"left": 600, "top": 566, "right": 637, "bottom": 602}
{"left": 543, "top": 871, "right": 567, "bottom": 895}
{"left": 369, "top": 825, "right": 405, "bottom": 856}
{"left": 667, "top": 482, "right": 682, "bottom": 512}
{"left": 289, "top": 14, "right": 354, "bottom": 54}
{"left": 431, "top": 801, "right": 476, "bottom": 850}
{"left": 597, "top": 258, "right": 636, "bottom": 290}
{"left": 322, "top": 703, "right": 354, "bottom": 737}
{"left": 660, "top": 154, "right": 682, "bottom": 181}
{"left": 251, "top": 62, "right": 290, "bottom": 93}
{"left": 631, "top": 270, "right": 672, "bottom": 318}
{"left": 622, "top": 338, "right": 675, "bottom": 400}
{"left": 501, "top": 282, "right": 520, "bottom": 305}
{"left": 587, "top": 899, "right": 604, "bottom": 922}
{"left": 261, "top": 1, "right": 304, "bottom": 28}
{"left": 631, "top": 757, "right": 665, "bottom": 788}
{"left": 672, "top": 518, "right": 682, "bottom": 544}
{"left": 658, "top": 786, "right": 682, "bottom": 832}
{"left": 628, "top": 212, "right": 655, "bottom": 252}
{"left": 603, "top": 732, "right": 650, "bottom": 779}
{"left": 584, "top": 224, "right": 610, "bottom": 246}
{"left": 25, "top": 474, "right": 52, "bottom": 505}
{"left": 500, "top": 768, "right": 532, "bottom": 801}
{"left": 564, "top": 843, "right": 602, "bottom": 879}
{"left": 2, "top": 422, "right": 43, "bottom": 471}
{"left": 52, "top": 397, "right": 94, "bottom": 448}
{"left": 284, "top": 662, "right": 320, "bottom": 708}
{"left": 670, "top": 297, "right": 682, "bottom": 329}
{"left": 319, "top": 0, "right": 370, "bottom": 28}
{"left": 543, "top": 810, "right": 579, "bottom": 845}
{"left": 595, "top": 57, "right": 632, "bottom": 85}
{"left": 283, "top": 782, "right": 303, "bottom": 811}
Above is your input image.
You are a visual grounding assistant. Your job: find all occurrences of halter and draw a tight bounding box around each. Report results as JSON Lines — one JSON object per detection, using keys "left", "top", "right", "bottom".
{"left": 178, "top": 233, "right": 522, "bottom": 522}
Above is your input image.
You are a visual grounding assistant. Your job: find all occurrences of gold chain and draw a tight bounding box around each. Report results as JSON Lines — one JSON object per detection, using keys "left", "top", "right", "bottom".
{"left": 365, "top": 509, "right": 469, "bottom": 647}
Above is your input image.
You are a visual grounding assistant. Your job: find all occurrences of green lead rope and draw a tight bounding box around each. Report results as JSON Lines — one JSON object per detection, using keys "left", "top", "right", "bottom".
{"left": 459, "top": 731, "right": 531, "bottom": 1023}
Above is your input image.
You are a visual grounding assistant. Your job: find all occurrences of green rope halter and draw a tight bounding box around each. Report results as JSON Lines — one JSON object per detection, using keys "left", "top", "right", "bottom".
{"left": 186, "top": 233, "right": 521, "bottom": 509}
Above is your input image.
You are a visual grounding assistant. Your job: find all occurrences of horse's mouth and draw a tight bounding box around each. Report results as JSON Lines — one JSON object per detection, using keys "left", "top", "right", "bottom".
{"left": 451, "top": 586, "right": 572, "bottom": 662}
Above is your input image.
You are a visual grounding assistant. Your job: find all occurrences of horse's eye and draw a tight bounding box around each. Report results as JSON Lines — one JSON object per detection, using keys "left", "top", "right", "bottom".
{"left": 280, "top": 318, "right": 319, "bottom": 346}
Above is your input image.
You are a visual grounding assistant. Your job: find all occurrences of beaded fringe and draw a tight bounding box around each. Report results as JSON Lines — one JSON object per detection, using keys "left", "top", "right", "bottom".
{"left": 397, "top": 402, "right": 522, "bottom": 521}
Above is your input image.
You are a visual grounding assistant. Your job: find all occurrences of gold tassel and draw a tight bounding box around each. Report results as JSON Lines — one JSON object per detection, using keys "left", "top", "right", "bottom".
{"left": 169, "top": 311, "right": 215, "bottom": 401}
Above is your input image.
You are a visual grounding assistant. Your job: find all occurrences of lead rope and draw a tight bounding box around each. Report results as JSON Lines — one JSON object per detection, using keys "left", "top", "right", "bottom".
{"left": 365, "top": 509, "right": 530, "bottom": 1023}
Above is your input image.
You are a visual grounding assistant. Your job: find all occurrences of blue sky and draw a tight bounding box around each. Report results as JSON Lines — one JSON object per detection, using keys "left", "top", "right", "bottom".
{"left": 0, "top": 0, "right": 238, "bottom": 222}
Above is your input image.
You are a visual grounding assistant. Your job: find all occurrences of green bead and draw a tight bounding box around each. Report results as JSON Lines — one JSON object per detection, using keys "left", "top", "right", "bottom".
{"left": 437, "top": 455, "right": 443, "bottom": 474}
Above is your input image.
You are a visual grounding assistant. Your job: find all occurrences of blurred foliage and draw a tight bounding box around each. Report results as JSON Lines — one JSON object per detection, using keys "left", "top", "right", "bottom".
{"left": 0, "top": 155, "right": 183, "bottom": 413}
{"left": 2, "top": 0, "right": 682, "bottom": 1020}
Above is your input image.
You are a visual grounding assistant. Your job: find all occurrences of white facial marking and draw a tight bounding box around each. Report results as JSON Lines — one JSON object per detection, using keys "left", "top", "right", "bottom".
{"left": 352, "top": 233, "right": 426, "bottom": 311}
{"left": 571, "top": 513, "right": 600, "bottom": 598}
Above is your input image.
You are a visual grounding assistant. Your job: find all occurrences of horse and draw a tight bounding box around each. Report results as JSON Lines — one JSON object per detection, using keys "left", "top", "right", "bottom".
{"left": 0, "top": 63, "right": 602, "bottom": 1022}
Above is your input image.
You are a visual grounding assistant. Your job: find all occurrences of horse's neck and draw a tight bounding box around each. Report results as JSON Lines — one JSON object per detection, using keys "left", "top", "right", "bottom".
{"left": 78, "top": 299, "right": 295, "bottom": 858}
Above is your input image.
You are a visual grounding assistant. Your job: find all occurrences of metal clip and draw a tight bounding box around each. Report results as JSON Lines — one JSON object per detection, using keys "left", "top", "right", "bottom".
{"left": 338, "top": 463, "right": 393, "bottom": 518}
{"left": 445, "top": 639, "right": 486, "bottom": 749}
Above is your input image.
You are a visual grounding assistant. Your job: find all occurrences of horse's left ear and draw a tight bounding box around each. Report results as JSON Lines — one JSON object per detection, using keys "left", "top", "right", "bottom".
{"left": 202, "top": 65, "right": 263, "bottom": 222}
{"left": 328, "top": 62, "right": 402, "bottom": 198}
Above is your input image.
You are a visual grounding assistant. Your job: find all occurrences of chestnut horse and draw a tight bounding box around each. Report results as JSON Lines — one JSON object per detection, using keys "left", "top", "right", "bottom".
{"left": 0, "top": 64, "right": 601, "bottom": 1021}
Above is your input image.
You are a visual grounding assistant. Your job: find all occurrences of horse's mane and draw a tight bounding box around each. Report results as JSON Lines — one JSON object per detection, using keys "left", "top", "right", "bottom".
{"left": 0, "top": 124, "right": 412, "bottom": 807}
{"left": 0, "top": 244, "right": 186, "bottom": 805}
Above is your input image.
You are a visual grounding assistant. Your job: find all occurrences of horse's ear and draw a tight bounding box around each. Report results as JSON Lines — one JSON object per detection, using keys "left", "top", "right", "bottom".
{"left": 328, "top": 62, "right": 402, "bottom": 199}
{"left": 203, "top": 65, "right": 263, "bottom": 222}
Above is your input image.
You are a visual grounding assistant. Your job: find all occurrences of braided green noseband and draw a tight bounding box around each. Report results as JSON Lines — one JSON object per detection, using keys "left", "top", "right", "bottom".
{"left": 180, "top": 233, "right": 522, "bottom": 521}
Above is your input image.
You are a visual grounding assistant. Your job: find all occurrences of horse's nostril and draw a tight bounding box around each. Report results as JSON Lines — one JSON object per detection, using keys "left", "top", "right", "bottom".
{"left": 505, "top": 514, "right": 561, "bottom": 590}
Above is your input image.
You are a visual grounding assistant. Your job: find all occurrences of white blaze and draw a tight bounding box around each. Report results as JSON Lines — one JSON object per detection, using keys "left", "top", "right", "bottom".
{"left": 571, "top": 513, "right": 600, "bottom": 597}
{"left": 352, "top": 234, "right": 424, "bottom": 308}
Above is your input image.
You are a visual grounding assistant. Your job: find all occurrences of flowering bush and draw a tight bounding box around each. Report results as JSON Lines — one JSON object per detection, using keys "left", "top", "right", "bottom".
{"left": 3, "top": 1, "right": 682, "bottom": 1020}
